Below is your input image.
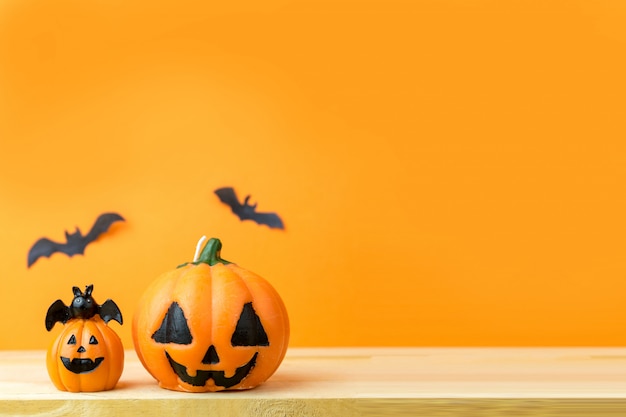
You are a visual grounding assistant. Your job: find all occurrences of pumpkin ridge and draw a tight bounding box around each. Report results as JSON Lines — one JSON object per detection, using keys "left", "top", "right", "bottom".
{"left": 91, "top": 320, "right": 110, "bottom": 390}
{"left": 95, "top": 318, "right": 124, "bottom": 391}
{"left": 231, "top": 266, "right": 267, "bottom": 381}
{"left": 70, "top": 320, "right": 84, "bottom": 391}
{"left": 231, "top": 267, "right": 291, "bottom": 381}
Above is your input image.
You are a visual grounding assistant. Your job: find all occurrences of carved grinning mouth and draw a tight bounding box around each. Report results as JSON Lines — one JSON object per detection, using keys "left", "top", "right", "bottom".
{"left": 164, "top": 351, "right": 258, "bottom": 388}
{"left": 60, "top": 357, "right": 104, "bottom": 374}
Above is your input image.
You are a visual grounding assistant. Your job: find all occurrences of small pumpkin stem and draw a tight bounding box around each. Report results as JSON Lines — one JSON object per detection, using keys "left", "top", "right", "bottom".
{"left": 195, "top": 237, "right": 231, "bottom": 266}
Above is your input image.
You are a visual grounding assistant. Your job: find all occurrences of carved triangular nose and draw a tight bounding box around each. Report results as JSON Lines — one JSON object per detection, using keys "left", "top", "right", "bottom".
{"left": 77, "top": 346, "right": 86, "bottom": 353}
{"left": 202, "top": 345, "right": 220, "bottom": 364}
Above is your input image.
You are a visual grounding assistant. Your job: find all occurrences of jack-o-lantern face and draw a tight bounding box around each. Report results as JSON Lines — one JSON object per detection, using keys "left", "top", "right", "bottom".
{"left": 46, "top": 317, "right": 124, "bottom": 392}
{"left": 132, "top": 237, "right": 289, "bottom": 392}
{"left": 61, "top": 332, "right": 104, "bottom": 374}
{"left": 153, "top": 301, "right": 269, "bottom": 388}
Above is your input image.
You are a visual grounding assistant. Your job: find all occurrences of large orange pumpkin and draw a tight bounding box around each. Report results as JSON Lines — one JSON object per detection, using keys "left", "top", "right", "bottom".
{"left": 45, "top": 285, "right": 124, "bottom": 392}
{"left": 132, "top": 237, "right": 289, "bottom": 392}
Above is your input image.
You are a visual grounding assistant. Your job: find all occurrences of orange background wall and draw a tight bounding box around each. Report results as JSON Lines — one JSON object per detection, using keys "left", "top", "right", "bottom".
{"left": 1, "top": 0, "right": 625, "bottom": 349}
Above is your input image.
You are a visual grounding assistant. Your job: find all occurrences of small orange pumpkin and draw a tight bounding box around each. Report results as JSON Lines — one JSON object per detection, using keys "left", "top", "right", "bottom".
{"left": 45, "top": 285, "right": 124, "bottom": 392}
{"left": 132, "top": 237, "right": 289, "bottom": 392}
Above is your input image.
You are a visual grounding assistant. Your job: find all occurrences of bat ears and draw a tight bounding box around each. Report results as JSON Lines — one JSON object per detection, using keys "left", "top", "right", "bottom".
{"left": 72, "top": 286, "right": 82, "bottom": 297}
{"left": 242, "top": 195, "right": 257, "bottom": 209}
{"left": 72, "top": 284, "right": 93, "bottom": 298}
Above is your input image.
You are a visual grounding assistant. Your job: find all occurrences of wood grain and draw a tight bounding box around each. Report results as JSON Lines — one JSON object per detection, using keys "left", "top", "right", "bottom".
{"left": 2, "top": 348, "right": 626, "bottom": 416}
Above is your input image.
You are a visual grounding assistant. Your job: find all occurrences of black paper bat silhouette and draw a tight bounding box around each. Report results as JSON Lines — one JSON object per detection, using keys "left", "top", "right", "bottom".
{"left": 214, "top": 187, "right": 284, "bottom": 229}
{"left": 45, "top": 284, "right": 123, "bottom": 331}
{"left": 27, "top": 212, "right": 125, "bottom": 268}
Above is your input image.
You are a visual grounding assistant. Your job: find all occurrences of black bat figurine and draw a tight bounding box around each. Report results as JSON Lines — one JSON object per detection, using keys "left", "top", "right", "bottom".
{"left": 45, "top": 284, "right": 123, "bottom": 331}
{"left": 214, "top": 187, "right": 284, "bottom": 229}
{"left": 27, "top": 212, "right": 125, "bottom": 268}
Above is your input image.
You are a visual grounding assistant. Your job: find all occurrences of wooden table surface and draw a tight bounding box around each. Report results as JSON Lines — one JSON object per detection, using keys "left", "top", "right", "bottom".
{"left": 2, "top": 347, "right": 626, "bottom": 416}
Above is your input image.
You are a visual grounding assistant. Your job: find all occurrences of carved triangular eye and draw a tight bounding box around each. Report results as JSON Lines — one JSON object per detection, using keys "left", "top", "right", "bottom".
{"left": 152, "top": 302, "right": 193, "bottom": 344}
{"left": 231, "top": 302, "right": 269, "bottom": 346}
{"left": 89, "top": 335, "right": 98, "bottom": 345}
{"left": 68, "top": 334, "right": 77, "bottom": 345}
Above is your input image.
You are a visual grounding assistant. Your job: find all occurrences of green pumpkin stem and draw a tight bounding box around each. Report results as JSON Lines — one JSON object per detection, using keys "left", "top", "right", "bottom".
{"left": 179, "top": 236, "right": 231, "bottom": 268}
{"left": 197, "top": 237, "right": 231, "bottom": 265}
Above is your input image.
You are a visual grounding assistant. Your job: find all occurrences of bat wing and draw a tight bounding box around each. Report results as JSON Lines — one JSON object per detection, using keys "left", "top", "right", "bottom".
{"left": 28, "top": 238, "right": 66, "bottom": 268}
{"left": 45, "top": 299, "right": 70, "bottom": 331}
{"left": 246, "top": 211, "right": 285, "bottom": 229}
{"left": 99, "top": 299, "right": 123, "bottom": 325}
{"left": 215, "top": 187, "right": 284, "bottom": 228}
{"left": 84, "top": 212, "right": 125, "bottom": 245}
{"left": 215, "top": 187, "right": 243, "bottom": 214}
